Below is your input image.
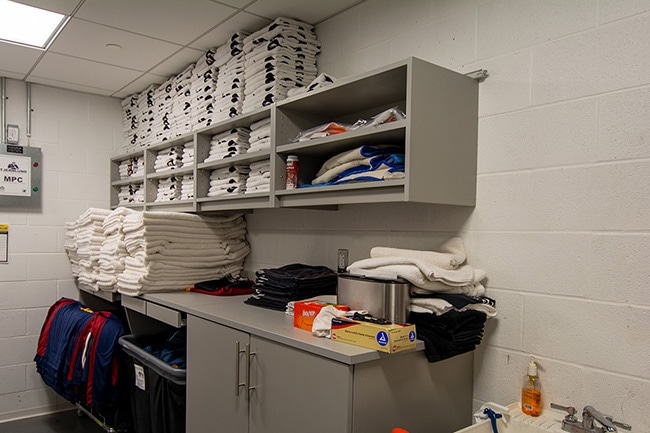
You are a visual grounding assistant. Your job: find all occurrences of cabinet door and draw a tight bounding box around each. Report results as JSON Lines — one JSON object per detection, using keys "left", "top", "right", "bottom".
{"left": 248, "top": 335, "right": 353, "bottom": 433}
{"left": 186, "top": 315, "right": 249, "bottom": 433}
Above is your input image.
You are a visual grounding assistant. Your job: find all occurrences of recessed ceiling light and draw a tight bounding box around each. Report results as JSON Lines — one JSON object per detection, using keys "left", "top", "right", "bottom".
{"left": 0, "top": 0, "right": 67, "bottom": 49}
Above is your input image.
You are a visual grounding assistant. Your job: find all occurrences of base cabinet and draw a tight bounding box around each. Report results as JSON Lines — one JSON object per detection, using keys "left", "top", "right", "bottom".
{"left": 186, "top": 314, "right": 473, "bottom": 433}
{"left": 186, "top": 315, "right": 351, "bottom": 433}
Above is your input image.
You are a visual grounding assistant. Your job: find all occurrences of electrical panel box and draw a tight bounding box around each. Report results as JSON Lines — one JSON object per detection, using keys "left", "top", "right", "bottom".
{"left": 0, "top": 144, "right": 42, "bottom": 208}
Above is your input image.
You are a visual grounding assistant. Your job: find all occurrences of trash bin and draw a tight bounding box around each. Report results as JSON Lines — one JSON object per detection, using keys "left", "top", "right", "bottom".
{"left": 119, "top": 333, "right": 186, "bottom": 433}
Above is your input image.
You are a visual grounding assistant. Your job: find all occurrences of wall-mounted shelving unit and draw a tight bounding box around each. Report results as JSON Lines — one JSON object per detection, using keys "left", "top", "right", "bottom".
{"left": 109, "top": 57, "right": 478, "bottom": 212}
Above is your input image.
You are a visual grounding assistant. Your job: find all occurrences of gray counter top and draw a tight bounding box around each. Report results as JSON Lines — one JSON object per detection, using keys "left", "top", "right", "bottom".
{"left": 140, "top": 291, "right": 424, "bottom": 365}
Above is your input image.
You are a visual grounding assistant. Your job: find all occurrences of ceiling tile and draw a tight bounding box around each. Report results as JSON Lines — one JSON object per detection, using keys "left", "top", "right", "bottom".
{"left": 75, "top": 0, "right": 240, "bottom": 45}
{"left": 116, "top": 72, "right": 171, "bottom": 97}
{"left": 25, "top": 76, "right": 116, "bottom": 96}
{"left": 189, "top": 11, "right": 271, "bottom": 51}
{"left": 0, "top": 43, "right": 42, "bottom": 75}
{"left": 212, "top": 0, "right": 251, "bottom": 8}
{"left": 244, "top": 0, "right": 364, "bottom": 24}
{"left": 29, "top": 52, "right": 143, "bottom": 92}
{"left": 48, "top": 18, "right": 182, "bottom": 72}
{"left": 149, "top": 47, "right": 205, "bottom": 78}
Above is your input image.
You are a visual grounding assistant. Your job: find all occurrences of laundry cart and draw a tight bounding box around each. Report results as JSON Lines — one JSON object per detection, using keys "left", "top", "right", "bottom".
{"left": 119, "top": 331, "right": 187, "bottom": 433}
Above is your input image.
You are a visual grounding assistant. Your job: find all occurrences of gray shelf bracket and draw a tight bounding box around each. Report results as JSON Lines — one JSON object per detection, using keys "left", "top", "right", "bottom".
{"left": 465, "top": 69, "right": 489, "bottom": 82}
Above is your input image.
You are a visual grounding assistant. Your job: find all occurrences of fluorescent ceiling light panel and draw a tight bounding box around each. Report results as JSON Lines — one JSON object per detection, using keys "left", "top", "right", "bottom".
{"left": 0, "top": 0, "right": 67, "bottom": 49}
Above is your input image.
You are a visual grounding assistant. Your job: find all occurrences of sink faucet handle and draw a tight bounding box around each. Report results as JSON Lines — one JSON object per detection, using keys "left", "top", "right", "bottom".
{"left": 550, "top": 403, "right": 579, "bottom": 422}
{"left": 607, "top": 417, "right": 632, "bottom": 431}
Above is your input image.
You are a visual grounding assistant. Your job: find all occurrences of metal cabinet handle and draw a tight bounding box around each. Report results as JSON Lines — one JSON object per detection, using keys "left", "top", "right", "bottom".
{"left": 235, "top": 341, "right": 245, "bottom": 396}
{"left": 245, "top": 343, "right": 256, "bottom": 400}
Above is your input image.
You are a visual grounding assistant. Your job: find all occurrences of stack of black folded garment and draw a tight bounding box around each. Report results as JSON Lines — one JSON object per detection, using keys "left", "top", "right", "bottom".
{"left": 408, "top": 293, "right": 495, "bottom": 363}
{"left": 244, "top": 263, "right": 337, "bottom": 311}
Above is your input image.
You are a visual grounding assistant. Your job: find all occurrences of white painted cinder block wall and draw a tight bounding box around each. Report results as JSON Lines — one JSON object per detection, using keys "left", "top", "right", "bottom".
{"left": 1, "top": 0, "right": 649, "bottom": 430}
{"left": 247, "top": 0, "right": 650, "bottom": 431}
{"left": 0, "top": 80, "right": 122, "bottom": 420}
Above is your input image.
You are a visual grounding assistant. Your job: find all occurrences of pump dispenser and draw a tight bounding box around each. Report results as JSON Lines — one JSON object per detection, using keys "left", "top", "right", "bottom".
{"left": 521, "top": 355, "right": 542, "bottom": 417}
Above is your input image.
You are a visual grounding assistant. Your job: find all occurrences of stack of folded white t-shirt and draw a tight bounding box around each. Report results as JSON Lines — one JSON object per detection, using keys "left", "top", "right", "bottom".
{"left": 155, "top": 176, "right": 182, "bottom": 202}
{"left": 203, "top": 127, "right": 250, "bottom": 163}
{"left": 121, "top": 95, "right": 139, "bottom": 152}
{"left": 245, "top": 160, "right": 271, "bottom": 194}
{"left": 171, "top": 64, "right": 195, "bottom": 137}
{"left": 208, "top": 165, "right": 250, "bottom": 197}
{"left": 192, "top": 48, "right": 219, "bottom": 130}
{"left": 180, "top": 141, "right": 194, "bottom": 166}
{"left": 154, "top": 146, "right": 183, "bottom": 173}
{"left": 242, "top": 17, "right": 320, "bottom": 112}
{"left": 212, "top": 54, "right": 246, "bottom": 122}
{"left": 151, "top": 76, "right": 175, "bottom": 143}
{"left": 118, "top": 156, "right": 144, "bottom": 179}
{"left": 248, "top": 117, "right": 272, "bottom": 152}
{"left": 180, "top": 174, "right": 194, "bottom": 201}
{"left": 118, "top": 184, "right": 144, "bottom": 205}
{"left": 136, "top": 84, "right": 158, "bottom": 147}
{"left": 116, "top": 211, "right": 249, "bottom": 295}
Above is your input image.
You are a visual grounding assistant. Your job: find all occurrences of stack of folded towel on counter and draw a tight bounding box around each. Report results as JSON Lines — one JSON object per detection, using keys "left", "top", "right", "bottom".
{"left": 347, "top": 237, "right": 495, "bottom": 362}
{"left": 242, "top": 17, "right": 320, "bottom": 113}
{"left": 65, "top": 208, "right": 112, "bottom": 292}
{"left": 65, "top": 208, "right": 250, "bottom": 295}
{"left": 245, "top": 263, "right": 338, "bottom": 311}
{"left": 118, "top": 211, "right": 249, "bottom": 295}
{"left": 97, "top": 207, "right": 137, "bottom": 291}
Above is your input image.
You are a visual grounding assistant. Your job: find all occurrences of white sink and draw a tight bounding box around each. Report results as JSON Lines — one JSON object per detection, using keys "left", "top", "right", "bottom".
{"left": 454, "top": 403, "right": 565, "bottom": 433}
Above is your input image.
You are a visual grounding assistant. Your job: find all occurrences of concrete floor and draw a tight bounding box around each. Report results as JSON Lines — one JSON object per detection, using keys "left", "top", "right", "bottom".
{"left": 0, "top": 410, "right": 113, "bottom": 433}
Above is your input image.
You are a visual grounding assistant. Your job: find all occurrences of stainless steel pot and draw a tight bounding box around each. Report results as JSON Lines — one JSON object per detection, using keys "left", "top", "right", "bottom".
{"left": 337, "top": 273, "right": 410, "bottom": 323}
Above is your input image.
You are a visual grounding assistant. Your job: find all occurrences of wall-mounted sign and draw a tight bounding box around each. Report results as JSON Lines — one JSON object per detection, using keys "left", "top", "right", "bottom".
{"left": 0, "top": 153, "right": 32, "bottom": 197}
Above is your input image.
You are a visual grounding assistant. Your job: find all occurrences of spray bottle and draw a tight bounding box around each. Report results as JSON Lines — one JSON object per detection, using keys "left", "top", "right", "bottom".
{"left": 521, "top": 355, "right": 542, "bottom": 417}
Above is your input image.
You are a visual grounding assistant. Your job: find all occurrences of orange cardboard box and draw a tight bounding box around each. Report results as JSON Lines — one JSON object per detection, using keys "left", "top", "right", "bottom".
{"left": 294, "top": 300, "right": 349, "bottom": 331}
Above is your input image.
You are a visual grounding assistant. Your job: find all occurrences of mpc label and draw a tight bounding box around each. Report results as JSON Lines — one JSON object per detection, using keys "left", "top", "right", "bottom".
{"left": 0, "top": 154, "right": 31, "bottom": 197}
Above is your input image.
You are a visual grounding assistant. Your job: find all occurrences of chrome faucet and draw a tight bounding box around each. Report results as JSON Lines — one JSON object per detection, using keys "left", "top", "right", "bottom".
{"left": 551, "top": 403, "right": 632, "bottom": 433}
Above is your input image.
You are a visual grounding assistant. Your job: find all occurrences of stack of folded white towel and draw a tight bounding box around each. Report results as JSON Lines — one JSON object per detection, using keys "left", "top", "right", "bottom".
{"left": 69, "top": 208, "right": 112, "bottom": 291}
{"left": 204, "top": 127, "right": 251, "bottom": 163}
{"left": 154, "top": 146, "right": 183, "bottom": 172}
{"left": 64, "top": 221, "right": 81, "bottom": 278}
{"left": 116, "top": 210, "right": 249, "bottom": 295}
{"left": 121, "top": 95, "right": 139, "bottom": 152}
{"left": 97, "top": 207, "right": 137, "bottom": 292}
{"left": 242, "top": 17, "right": 320, "bottom": 113}
{"left": 118, "top": 184, "right": 144, "bottom": 205}
{"left": 155, "top": 176, "right": 182, "bottom": 202}
{"left": 347, "top": 237, "right": 487, "bottom": 297}
{"left": 245, "top": 160, "right": 271, "bottom": 194}
{"left": 248, "top": 117, "right": 271, "bottom": 152}
{"left": 208, "top": 165, "right": 250, "bottom": 197}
